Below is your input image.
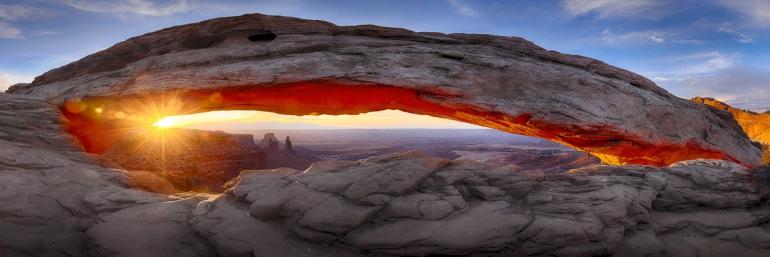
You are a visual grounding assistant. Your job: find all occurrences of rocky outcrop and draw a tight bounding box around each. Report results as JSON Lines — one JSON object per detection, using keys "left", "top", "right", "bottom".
{"left": 103, "top": 129, "right": 265, "bottom": 192}
{"left": 192, "top": 151, "right": 770, "bottom": 257}
{"left": 7, "top": 13, "right": 761, "bottom": 167}
{"left": 692, "top": 97, "right": 770, "bottom": 145}
{"left": 259, "top": 133, "right": 320, "bottom": 170}
{"left": 0, "top": 93, "right": 172, "bottom": 257}
{"left": 692, "top": 97, "right": 770, "bottom": 163}
{"left": 259, "top": 133, "right": 280, "bottom": 152}
{"left": 285, "top": 136, "right": 296, "bottom": 155}
{"left": 1, "top": 92, "right": 770, "bottom": 256}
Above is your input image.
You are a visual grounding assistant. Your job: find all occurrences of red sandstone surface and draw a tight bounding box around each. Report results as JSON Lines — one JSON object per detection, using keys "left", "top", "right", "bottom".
{"left": 61, "top": 82, "right": 756, "bottom": 167}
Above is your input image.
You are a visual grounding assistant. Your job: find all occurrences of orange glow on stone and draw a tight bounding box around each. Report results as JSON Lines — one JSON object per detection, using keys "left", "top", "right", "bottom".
{"left": 58, "top": 81, "right": 746, "bottom": 167}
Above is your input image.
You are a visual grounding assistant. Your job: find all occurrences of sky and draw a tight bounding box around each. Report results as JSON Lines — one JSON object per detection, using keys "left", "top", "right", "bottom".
{"left": 0, "top": 0, "right": 769, "bottom": 128}
{"left": 152, "top": 110, "right": 485, "bottom": 129}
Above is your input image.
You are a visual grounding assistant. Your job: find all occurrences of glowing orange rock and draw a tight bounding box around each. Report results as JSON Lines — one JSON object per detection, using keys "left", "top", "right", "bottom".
{"left": 692, "top": 97, "right": 770, "bottom": 163}
{"left": 8, "top": 14, "right": 762, "bottom": 167}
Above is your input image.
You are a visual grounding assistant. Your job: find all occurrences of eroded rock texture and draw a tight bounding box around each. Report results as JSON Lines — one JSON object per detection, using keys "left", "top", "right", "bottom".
{"left": 692, "top": 97, "right": 770, "bottom": 163}
{"left": 6, "top": 13, "right": 761, "bottom": 167}
{"left": 0, "top": 93, "right": 175, "bottom": 257}
{"left": 1, "top": 92, "right": 770, "bottom": 256}
{"left": 196, "top": 152, "right": 770, "bottom": 257}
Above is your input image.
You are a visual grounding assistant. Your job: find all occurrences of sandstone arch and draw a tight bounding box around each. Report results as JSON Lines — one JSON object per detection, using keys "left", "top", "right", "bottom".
{"left": 7, "top": 14, "right": 762, "bottom": 167}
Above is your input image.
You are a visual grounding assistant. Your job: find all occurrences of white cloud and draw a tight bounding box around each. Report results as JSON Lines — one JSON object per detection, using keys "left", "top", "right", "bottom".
{"left": 0, "top": 22, "right": 21, "bottom": 39}
{"left": 0, "top": 4, "right": 49, "bottom": 21}
{"left": 671, "top": 39, "right": 705, "bottom": 45}
{"left": 657, "top": 66, "right": 770, "bottom": 112}
{"left": 30, "top": 30, "right": 60, "bottom": 37}
{"left": 676, "top": 51, "right": 737, "bottom": 75}
{"left": 599, "top": 29, "right": 702, "bottom": 45}
{"left": 446, "top": 0, "right": 478, "bottom": 17}
{"left": 0, "top": 4, "right": 50, "bottom": 40}
{"left": 717, "top": 25, "right": 753, "bottom": 43}
{"left": 649, "top": 52, "right": 737, "bottom": 81}
{"left": 601, "top": 29, "right": 665, "bottom": 43}
{"left": 562, "top": 0, "right": 665, "bottom": 18}
{"left": 62, "top": 0, "right": 191, "bottom": 16}
{"left": 0, "top": 71, "right": 34, "bottom": 92}
{"left": 642, "top": 52, "right": 770, "bottom": 111}
{"left": 717, "top": 0, "right": 770, "bottom": 26}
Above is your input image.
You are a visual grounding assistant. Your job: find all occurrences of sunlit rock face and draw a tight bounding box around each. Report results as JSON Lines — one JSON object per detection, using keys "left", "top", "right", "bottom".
{"left": 6, "top": 13, "right": 761, "bottom": 167}
{"left": 692, "top": 97, "right": 770, "bottom": 164}
{"left": 103, "top": 128, "right": 265, "bottom": 192}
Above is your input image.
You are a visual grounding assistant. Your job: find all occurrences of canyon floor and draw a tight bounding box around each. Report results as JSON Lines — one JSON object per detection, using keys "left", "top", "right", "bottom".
{"left": 237, "top": 129, "right": 600, "bottom": 172}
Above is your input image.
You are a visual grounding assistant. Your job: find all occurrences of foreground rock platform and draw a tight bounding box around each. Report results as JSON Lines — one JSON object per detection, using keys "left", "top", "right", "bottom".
{"left": 1, "top": 92, "right": 770, "bottom": 257}
{"left": 7, "top": 13, "right": 761, "bottom": 167}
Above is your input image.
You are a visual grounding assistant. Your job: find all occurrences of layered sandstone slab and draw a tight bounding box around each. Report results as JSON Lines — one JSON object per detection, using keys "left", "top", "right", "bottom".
{"left": 6, "top": 13, "right": 761, "bottom": 167}
{"left": 193, "top": 152, "right": 770, "bottom": 257}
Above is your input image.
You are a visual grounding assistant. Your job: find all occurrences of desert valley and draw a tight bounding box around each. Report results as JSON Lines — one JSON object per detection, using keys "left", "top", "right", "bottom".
{"left": 101, "top": 127, "right": 600, "bottom": 193}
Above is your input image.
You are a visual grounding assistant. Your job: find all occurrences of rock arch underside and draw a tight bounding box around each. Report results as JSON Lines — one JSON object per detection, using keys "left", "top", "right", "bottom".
{"left": 3, "top": 13, "right": 770, "bottom": 257}
{"left": 7, "top": 14, "right": 762, "bottom": 167}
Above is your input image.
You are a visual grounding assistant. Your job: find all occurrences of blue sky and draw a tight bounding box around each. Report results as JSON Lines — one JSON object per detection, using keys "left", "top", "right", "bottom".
{"left": 1, "top": 0, "right": 769, "bottom": 111}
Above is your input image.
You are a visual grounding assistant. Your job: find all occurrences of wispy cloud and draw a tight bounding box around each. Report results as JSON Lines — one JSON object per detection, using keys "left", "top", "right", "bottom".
{"left": 562, "top": 0, "right": 665, "bottom": 18}
{"left": 0, "top": 22, "right": 22, "bottom": 39}
{"left": 643, "top": 51, "right": 770, "bottom": 111}
{"left": 0, "top": 4, "right": 50, "bottom": 40}
{"left": 650, "top": 51, "right": 737, "bottom": 80}
{"left": 600, "top": 29, "right": 703, "bottom": 45}
{"left": 716, "top": 0, "right": 770, "bottom": 26}
{"left": 0, "top": 4, "right": 49, "bottom": 21}
{"left": 659, "top": 66, "right": 770, "bottom": 111}
{"left": 601, "top": 29, "right": 665, "bottom": 43}
{"left": 446, "top": 0, "right": 478, "bottom": 17}
{"left": 717, "top": 24, "right": 753, "bottom": 43}
{"left": 62, "top": 0, "right": 191, "bottom": 16}
{"left": 674, "top": 51, "right": 737, "bottom": 75}
{"left": 29, "top": 30, "right": 61, "bottom": 37}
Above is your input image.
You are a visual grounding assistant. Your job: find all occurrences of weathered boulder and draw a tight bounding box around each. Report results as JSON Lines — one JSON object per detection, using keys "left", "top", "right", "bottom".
{"left": 7, "top": 13, "right": 761, "bottom": 167}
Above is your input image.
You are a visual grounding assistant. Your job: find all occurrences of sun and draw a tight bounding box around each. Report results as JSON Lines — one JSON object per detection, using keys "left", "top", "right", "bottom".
{"left": 153, "top": 117, "right": 177, "bottom": 128}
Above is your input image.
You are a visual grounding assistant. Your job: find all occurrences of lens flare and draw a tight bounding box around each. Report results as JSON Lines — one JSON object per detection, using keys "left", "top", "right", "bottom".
{"left": 153, "top": 117, "right": 177, "bottom": 128}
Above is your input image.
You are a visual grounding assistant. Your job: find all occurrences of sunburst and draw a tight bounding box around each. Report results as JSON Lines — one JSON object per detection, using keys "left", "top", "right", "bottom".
{"left": 153, "top": 117, "right": 178, "bottom": 128}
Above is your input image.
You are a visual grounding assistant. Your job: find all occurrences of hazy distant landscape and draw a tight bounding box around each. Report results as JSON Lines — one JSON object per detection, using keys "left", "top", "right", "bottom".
{"left": 227, "top": 129, "right": 600, "bottom": 173}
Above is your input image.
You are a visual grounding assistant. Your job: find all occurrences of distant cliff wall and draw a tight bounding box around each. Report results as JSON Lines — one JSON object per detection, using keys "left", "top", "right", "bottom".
{"left": 104, "top": 129, "right": 265, "bottom": 192}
